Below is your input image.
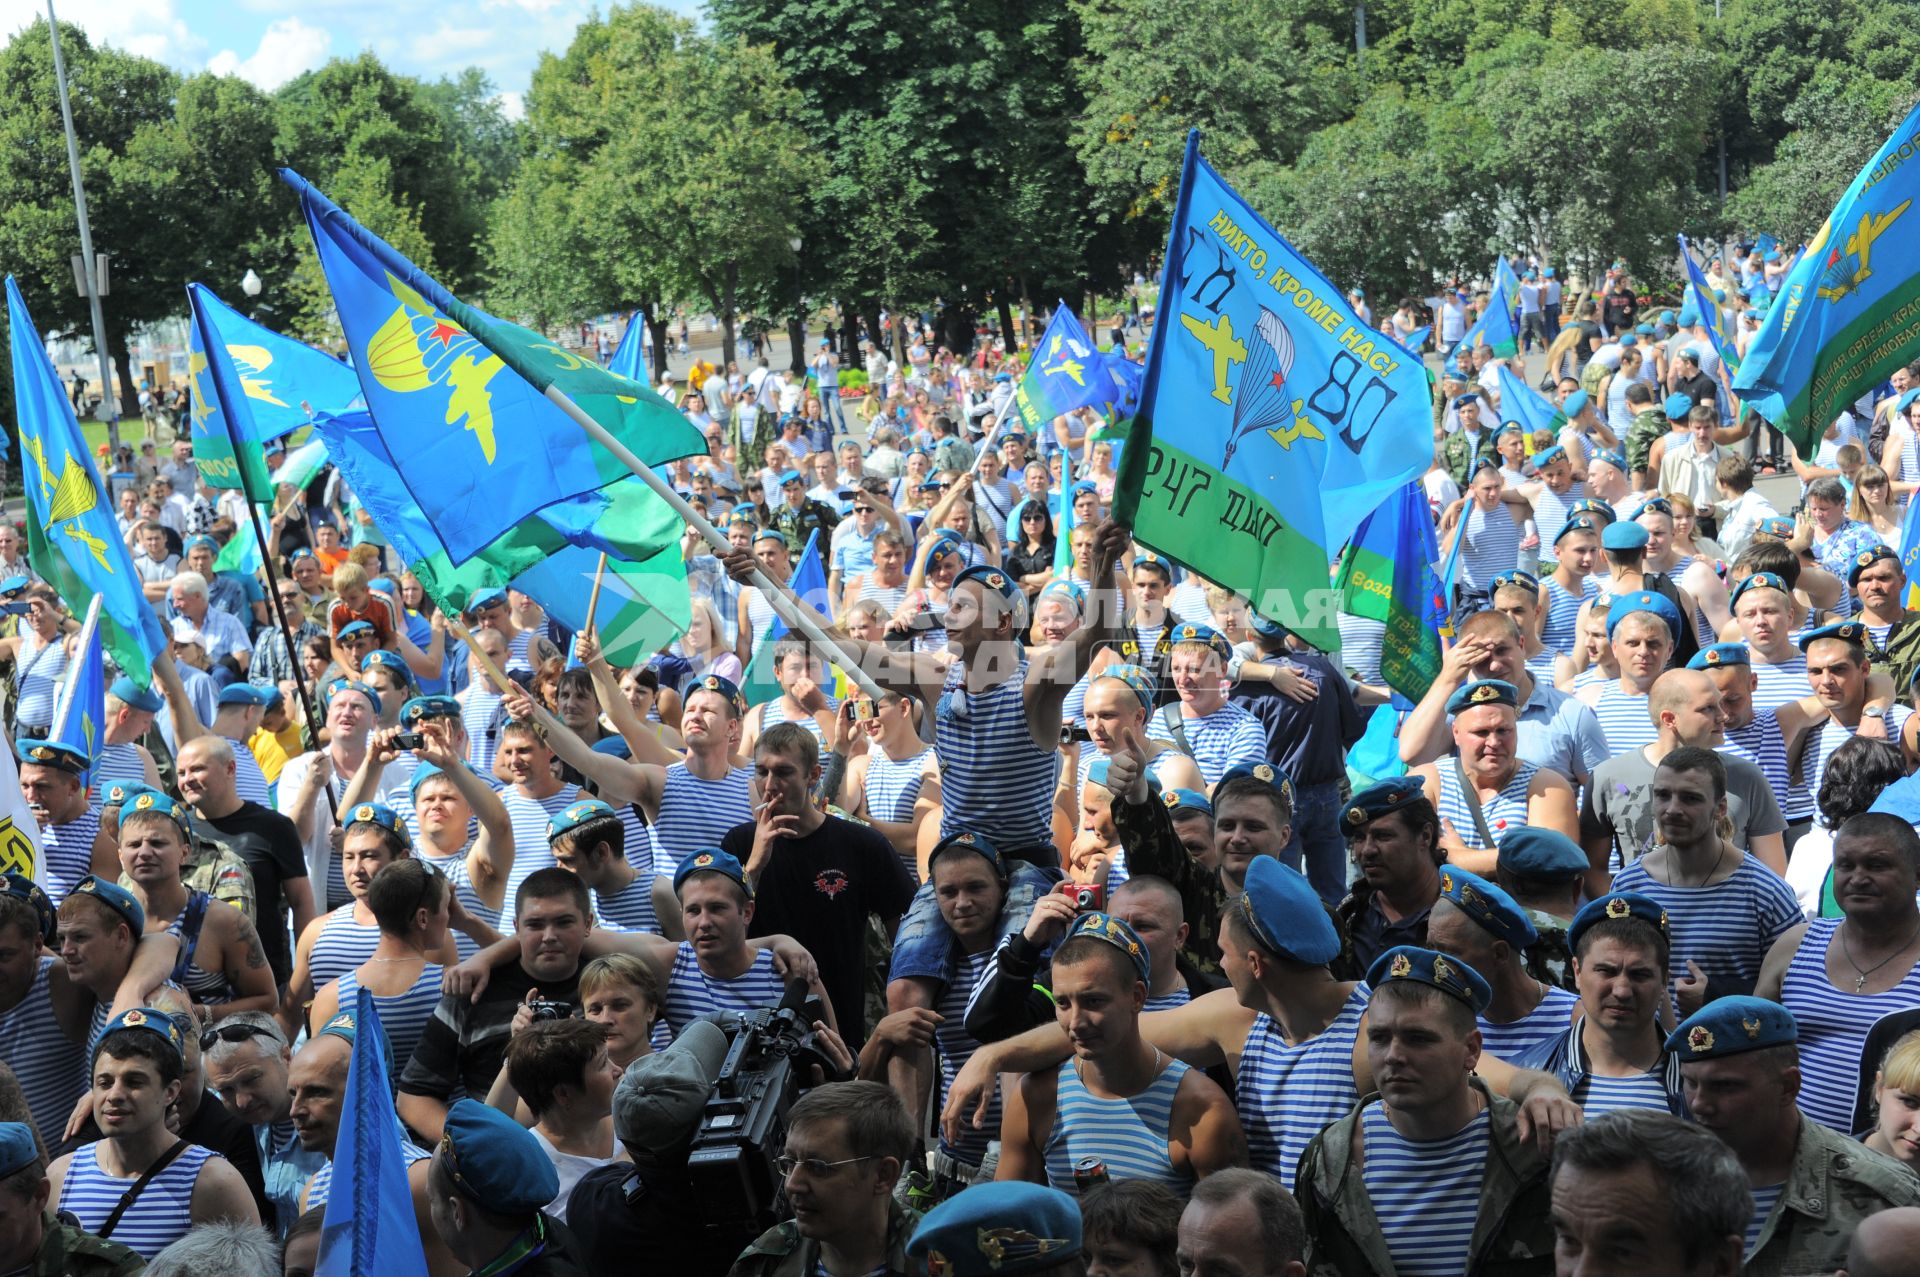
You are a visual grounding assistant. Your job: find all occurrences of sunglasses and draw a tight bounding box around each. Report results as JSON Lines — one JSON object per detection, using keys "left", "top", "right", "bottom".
{"left": 198, "top": 1020, "right": 280, "bottom": 1054}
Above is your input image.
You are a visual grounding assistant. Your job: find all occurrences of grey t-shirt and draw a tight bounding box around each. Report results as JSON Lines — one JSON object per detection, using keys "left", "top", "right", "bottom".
{"left": 1581, "top": 747, "right": 1787, "bottom": 873}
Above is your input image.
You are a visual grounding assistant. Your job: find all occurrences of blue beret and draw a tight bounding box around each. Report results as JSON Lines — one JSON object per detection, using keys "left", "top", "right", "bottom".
{"left": 908, "top": 1181, "right": 1082, "bottom": 1277}
{"left": 1753, "top": 517, "right": 1796, "bottom": 541}
{"left": 440, "top": 1097, "right": 559, "bottom": 1214}
{"left": 1728, "top": 571, "right": 1792, "bottom": 609}
{"left": 1664, "top": 393, "right": 1693, "bottom": 419}
{"left": 1600, "top": 520, "right": 1649, "bottom": 551}
{"left": 916, "top": 478, "right": 945, "bottom": 493}
{"left": 360, "top": 649, "right": 414, "bottom": 682}
{"left": 100, "top": 780, "right": 157, "bottom": 811}
{"left": 1366, "top": 945, "right": 1493, "bottom": 1015}
{"left": 1797, "top": 619, "right": 1868, "bottom": 652}
{"left": 927, "top": 533, "right": 966, "bottom": 566}
{"left": 1899, "top": 387, "right": 1920, "bottom": 415}
{"left": 407, "top": 763, "right": 449, "bottom": 800}
{"left": 1086, "top": 757, "right": 1158, "bottom": 797}
{"left": 1848, "top": 544, "right": 1899, "bottom": 586}
{"left": 954, "top": 565, "right": 1028, "bottom": 624}
{"left": 1531, "top": 444, "right": 1567, "bottom": 468}
{"left": 1131, "top": 552, "right": 1171, "bottom": 573}
{"left": 0, "top": 575, "right": 28, "bottom": 598}
{"left": 119, "top": 789, "right": 191, "bottom": 832}
{"left": 93, "top": 1006, "right": 184, "bottom": 1065}
{"left": 324, "top": 678, "right": 382, "bottom": 716}
{"left": 548, "top": 798, "right": 616, "bottom": 843}
{"left": 1062, "top": 911, "right": 1151, "bottom": 984}
{"left": 1437, "top": 867, "right": 1537, "bottom": 949}
{"left": 1764, "top": 249, "right": 1782, "bottom": 262}
{"left": 287, "top": 547, "right": 317, "bottom": 563}
{"left": 1162, "top": 788, "right": 1212, "bottom": 817}
{"left": 2, "top": 872, "right": 55, "bottom": 944}
{"left": 726, "top": 509, "right": 755, "bottom": 528}
{"left": 1659, "top": 310, "right": 1677, "bottom": 325}
{"left": 311, "top": 1006, "right": 398, "bottom": 1084}
{"left": 0, "top": 1122, "right": 35, "bottom": 1177}
{"left": 1590, "top": 449, "right": 1628, "bottom": 473}
{"left": 1445, "top": 679, "right": 1519, "bottom": 715}
{"left": 1562, "top": 389, "right": 1590, "bottom": 417}
{"left": 1237, "top": 856, "right": 1339, "bottom": 966}
{"left": 1679, "top": 347, "right": 1704, "bottom": 364}
{"left": 108, "top": 676, "right": 163, "bottom": 714}
{"left": 215, "top": 683, "right": 269, "bottom": 708}
{"left": 1568, "top": 497, "right": 1616, "bottom": 524}
{"left": 464, "top": 588, "right": 508, "bottom": 615}
{"left": 344, "top": 802, "right": 410, "bottom": 848}
{"left": 1688, "top": 642, "right": 1751, "bottom": 671}
{"left": 1247, "top": 612, "right": 1289, "bottom": 640}
{"left": 1487, "top": 569, "right": 1539, "bottom": 597}
{"left": 673, "top": 847, "right": 751, "bottom": 898}
{"left": 779, "top": 469, "right": 804, "bottom": 486}
{"left": 1036, "top": 579, "right": 1086, "bottom": 611}
{"left": 686, "top": 674, "right": 748, "bottom": 716}
{"left": 1094, "top": 664, "right": 1157, "bottom": 710}
{"left": 1606, "top": 590, "right": 1679, "bottom": 641}
{"left": 1341, "top": 776, "right": 1427, "bottom": 836}
{"left": 1554, "top": 515, "right": 1601, "bottom": 545}
{"left": 1496, "top": 826, "right": 1588, "bottom": 879}
{"left": 1635, "top": 323, "right": 1655, "bottom": 335}
{"left": 1455, "top": 391, "right": 1481, "bottom": 405}
{"left": 752, "top": 528, "right": 791, "bottom": 549}
{"left": 1162, "top": 622, "right": 1234, "bottom": 663}
{"left": 1218, "top": 761, "right": 1295, "bottom": 812}
{"left": 335, "top": 620, "right": 375, "bottom": 641}
{"left": 16, "top": 738, "right": 86, "bottom": 775}
{"left": 400, "top": 694, "right": 462, "bottom": 725}
{"left": 1665, "top": 995, "right": 1797, "bottom": 1061}
{"left": 1619, "top": 334, "right": 1638, "bottom": 348}
{"left": 183, "top": 535, "right": 219, "bottom": 555}
{"left": 928, "top": 830, "right": 1003, "bottom": 876}
{"left": 1544, "top": 267, "right": 1555, "bottom": 277}
{"left": 994, "top": 372, "right": 1014, "bottom": 383}
{"left": 1567, "top": 892, "right": 1670, "bottom": 956}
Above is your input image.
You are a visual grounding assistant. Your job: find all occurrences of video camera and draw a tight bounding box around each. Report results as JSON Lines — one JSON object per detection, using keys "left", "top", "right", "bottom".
{"left": 685, "top": 980, "right": 848, "bottom": 1238}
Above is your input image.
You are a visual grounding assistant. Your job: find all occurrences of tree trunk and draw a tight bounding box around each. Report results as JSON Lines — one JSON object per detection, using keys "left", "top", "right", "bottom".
{"left": 788, "top": 311, "right": 807, "bottom": 377}
{"left": 890, "top": 303, "right": 907, "bottom": 369}
{"left": 996, "top": 293, "right": 1016, "bottom": 353}
{"left": 640, "top": 297, "right": 671, "bottom": 382}
{"left": 720, "top": 263, "right": 739, "bottom": 374}
{"left": 107, "top": 334, "right": 137, "bottom": 452}
{"left": 839, "top": 305, "right": 858, "bottom": 364}
{"left": 1019, "top": 276, "right": 1035, "bottom": 348}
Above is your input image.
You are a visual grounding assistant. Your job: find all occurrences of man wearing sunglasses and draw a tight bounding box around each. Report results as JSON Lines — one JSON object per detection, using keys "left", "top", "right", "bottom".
{"left": 203, "top": 1012, "right": 325, "bottom": 1238}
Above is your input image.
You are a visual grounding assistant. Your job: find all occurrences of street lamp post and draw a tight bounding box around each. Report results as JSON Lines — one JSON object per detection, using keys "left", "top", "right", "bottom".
{"left": 45, "top": 0, "right": 121, "bottom": 453}
{"left": 241, "top": 269, "right": 263, "bottom": 299}
{"left": 788, "top": 237, "right": 805, "bottom": 375}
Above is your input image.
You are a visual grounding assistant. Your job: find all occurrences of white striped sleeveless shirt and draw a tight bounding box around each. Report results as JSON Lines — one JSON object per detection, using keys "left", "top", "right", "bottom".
{"left": 660, "top": 943, "right": 785, "bottom": 1039}
{"left": 1435, "top": 763, "right": 1540, "bottom": 852}
{"left": 1042, "top": 1056, "right": 1194, "bottom": 1195}
{"left": 1237, "top": 985, "right": 1369, "bottom": 1189}
{"left": 39, "top": 807, "right": 103, "bottom": 905}
{"left": 499, "top": 787, "right": 582, "bottom": 928}
{"left": 1477, "top": 985, "right": 1579, "bottom": 1060}
{"left": 1540, "top": 576, "right": 1598, "bottom": 655}
{"left": 307, "top": 906, "right": 383, "bottom": 992}
{"left": 936, "top": 949, "right": 999, "bottom": 1169}
{"left": 58, "top": 1140, "right": 216, "bottom": 1259}
{"left": 1456, "top": 505, "right": 1523, "bottom": 591}
{"left": 335, "top": 963, "right": 444, "bottom": 1069}
{"left": 652, "top": 762, "right": 756, "bottom": 873}
{"left": 12, "top": 632, "right": 67, "bottom": 728}
{"left": 1588, "top": 682, "right": 1658, "bottom": 754}
{"left": 92, "top": 742, "right": 146, "bottom": 790}
{"left": 1610, "top": 857, "right": 1801, "bottom": 1001}
{"left": 1779, "top": 918, "right": 1920, "bottom": 1132}
{"left": 419, "top": 848, "right": 491, "bottom": 962}
{"left": 935, "top": 657, "right": 1059, "bottom": 851}
{"left": 0, "top": 956, "right": 84, "bottom": 1151}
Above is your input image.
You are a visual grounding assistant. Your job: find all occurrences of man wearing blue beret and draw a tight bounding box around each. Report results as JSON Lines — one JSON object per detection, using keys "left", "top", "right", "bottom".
{"left": 1407, "top": 678, "right": 1578, "bottom": 878}
{"left": 427, "top": 1098, "right": 588, "bottom": 1274}
{"left": 1671, "top": 996, "right": 1920, "bottom": 1271}
{"left": 1493, "top": 826, "right": 1587, "bottom": 989}
{"left": 0, "top": 1120, "right": 144, "bottom": 1276}
{"left": 1578, "top": 586, "right": 1688, "bottom": 754}
{"left": 1297, "top": 946, "right": 1555, "bottom": 1276}
{"left": 1849, "top": 540, "right": 1920, "bottom": 691}
{"left": 1796, "top": 620, "right": 1915, "bottom": 797}
{"left": 94, "top": 676, "right": 165, "bottom": 794}
{"left": 1437, "top": 457, "right": 1531, "bottom": 624}
{"left": 1426, "top": 867, "right": 1578, "bottom": 1059}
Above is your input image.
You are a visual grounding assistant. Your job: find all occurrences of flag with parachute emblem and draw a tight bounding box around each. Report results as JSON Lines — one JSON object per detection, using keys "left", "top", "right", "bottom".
{"left": 283, "top": 169, "right": 707, "bottom": 563}
{"left": 47, "top": 598, "right": 105, "bottom": 769}
{"left": 1109, "top": 132, "right": 1433, "bottom": 653}
{"left": 7, "top": 277, "right": 168, "bottom": 688}
{"left": 1334, "top": 482, "right": 1446, "bottom": 701}
{"left": 1015, "top": 305, "right": 1113, "bottom": 434}
{"left": 1492, "top": 256, "right": 1523, "bottom": 320}
{"left": 186, "top": 283, "right": 361, "bottom": 494}
{"left": 1734, "top": 98, "right": 1920, "bottom": 452}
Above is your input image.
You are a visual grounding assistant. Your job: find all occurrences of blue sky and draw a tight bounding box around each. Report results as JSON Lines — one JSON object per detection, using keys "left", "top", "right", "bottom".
{"left": 5, "top": 0, "right": 701, "bottom": 116}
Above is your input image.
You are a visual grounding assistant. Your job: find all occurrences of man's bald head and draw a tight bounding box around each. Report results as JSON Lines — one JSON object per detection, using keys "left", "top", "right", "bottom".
{"left": 1649, "top": 668, "right": 1712, "bottom": 721}
{"left": 1841, "top": 1207, "right": 1920, "bottom": 1277}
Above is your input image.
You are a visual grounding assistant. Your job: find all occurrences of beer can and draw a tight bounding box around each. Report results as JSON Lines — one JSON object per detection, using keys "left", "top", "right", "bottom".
{"left": 1073, "top": 1156, "right": 1109, "bottom": 1191}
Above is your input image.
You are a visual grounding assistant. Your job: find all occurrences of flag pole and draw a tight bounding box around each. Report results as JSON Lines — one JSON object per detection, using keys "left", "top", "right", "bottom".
{"left": 536, "top": 383, "right": 885, "bottom": 698}
{"left": 582, "top": 552, "right": 608, "bottom": 637}
{"left": 46, "top": 593, "right": 100, "bottom": 742}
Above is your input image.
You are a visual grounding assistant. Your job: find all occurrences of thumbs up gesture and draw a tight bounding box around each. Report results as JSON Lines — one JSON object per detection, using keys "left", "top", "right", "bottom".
{"left": 1104, "top": 723, "right": 1152, "bottom": 807}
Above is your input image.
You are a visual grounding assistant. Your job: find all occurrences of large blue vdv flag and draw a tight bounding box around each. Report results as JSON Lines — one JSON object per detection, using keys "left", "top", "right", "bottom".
{"left": 186, "top": 283, "right": 362, "bottom": 494}
{"left": 1109, "top": 131, "right": 1432, "bottom": 653}
{"left": 1494, "top": 365, "right": 1568, "bottom": 444}
{"left": 1334, "top": 480, "right": 1446, "bottom": 699}
{"left": 1446, "top": 280, "right": 1520, "bottom": 374}
{"left": 1677, "top": 235, "right": 1743, "bottom": 419}
{"left": 1733, "top": 98, "right": 1920, "bottom": 452}
{"left": 316, "top": 990, "right": 429, "bottom": 1277}
{"left": 284, "top": 169, "right": 706, "bottom": 563}
{"left": 606, "top": 312, "right": 648, "bottom": 383}
{"left": 740, "top": 529, "right": 832, "bottom": 705}
{"left": 7, "top": 277, "right": 169, "bottom": 687}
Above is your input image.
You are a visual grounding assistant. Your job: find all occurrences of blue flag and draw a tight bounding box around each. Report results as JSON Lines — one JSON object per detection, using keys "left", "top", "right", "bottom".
{"left": 607, "top": 312, "right": 648, "bottom": 382}
{"left": 186, "top": 282, "right": 361, "bottom": 494}
{"left": 1492, "top": 256, "right": 1523, "bottom": 319}
{"left": 1900, "top": 486, "right": 1920, "bottom": 610}
{"left": 1494, "top": 365, "right": 1568, "bottom": 445}
{"left": 1109, "top": 131, "right": 1433, "bottom": 652}
{"left": 1333, "top": 481, "right": 1445, "bottom": 699}
{"left": 1098, "top": 352, "right": 1145, "bottom": 421}
{"left": 1014, "top": 304, "right": 1112, "bottom": 433}
{"left": 7, "top": 277, "right": 169, "bottom": 687}
{"left": 48, "top": 605, "right": 104, "bottom": 767}
{"left": 1405, "top": 325, "right": 1431, "bottom": 353}
{"left": 1446, "top": 280, "right": 1519, "bottom": 373}
{"left": 1677, "top": 235, "right": 1744, "bottom": 418}
{"left": 1733, "top": 99, "right": 1920, "bottom": 450}
{"left": 316, "top": 990, "right": 429, "bottom": 1277}
{"left": 740, "top": 529, "right": 831, "bottom": 704}
{"left": 285, "top": 170, "right": 706, "bottom": 564}
{"left": 311, "top": 411, "right": 689, "bottom": 668}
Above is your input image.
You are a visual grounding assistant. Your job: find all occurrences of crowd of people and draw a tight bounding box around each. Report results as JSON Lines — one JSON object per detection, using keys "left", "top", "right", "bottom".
{"left": 4, "top": 272, "right": 1920, "bottom": 1277}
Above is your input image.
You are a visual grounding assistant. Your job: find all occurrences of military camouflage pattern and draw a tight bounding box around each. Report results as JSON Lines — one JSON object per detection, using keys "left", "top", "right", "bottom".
{"left": 1743, "top": 1116, "right": 1920, "bottom": 1276}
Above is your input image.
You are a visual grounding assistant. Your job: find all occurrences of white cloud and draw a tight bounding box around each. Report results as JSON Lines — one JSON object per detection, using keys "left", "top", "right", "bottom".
{"left": 206, "top": 16, "right": 330, "bottom": 89}
{"left": 494, "top": 89, "right": 524, "bottom": 121}
{"left": 0, "top": 0, "right": 205, "bottom": 66}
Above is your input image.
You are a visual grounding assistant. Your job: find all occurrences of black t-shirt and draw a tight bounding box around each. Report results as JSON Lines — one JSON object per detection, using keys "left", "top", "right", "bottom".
{"left": 567, "top": 1163, "right": 745, "bottom": 1276}
{"left": 1573, "top": 320, "right": 1602, "bottom": 365}
{"left": 194, "top": 802, "right": 307, "bottom": 985}
{"left": 725, "top": 813, "right": 915, "bottom": 1046}
{"left": 398, "top": 959, "right": 581, "bottom": 1101}
{"left": 1676, "top": 370, "right": 1719, "bottom": 409}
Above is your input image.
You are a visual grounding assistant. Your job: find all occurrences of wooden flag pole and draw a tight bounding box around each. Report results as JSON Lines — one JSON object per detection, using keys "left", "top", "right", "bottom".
{"left": 449, "top": 618, "right": 519, "bottom": 697}
{"left": 582, "top": 552, "right": 608, "bottom": 638}
{"left": 536, "top": 384, "right": 885, "bottom": 698}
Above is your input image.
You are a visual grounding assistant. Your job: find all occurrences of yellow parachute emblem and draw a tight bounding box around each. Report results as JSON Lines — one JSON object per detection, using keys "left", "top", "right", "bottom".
{"left": 365, "top": 275, "right": 505, "bottom": 464}
{"left": 18, "top": 433, "right": 111, "bottom": 571}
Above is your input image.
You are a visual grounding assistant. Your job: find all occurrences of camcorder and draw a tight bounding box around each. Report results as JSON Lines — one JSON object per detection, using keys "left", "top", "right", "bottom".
{"left": 686, "top": 980, "right": 849, "bottom": 1242}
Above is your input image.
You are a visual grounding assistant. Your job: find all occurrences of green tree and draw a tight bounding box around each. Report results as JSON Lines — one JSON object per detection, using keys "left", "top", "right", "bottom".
{"left": 1729, "top": 77, "right": 1920, "bottom": 242}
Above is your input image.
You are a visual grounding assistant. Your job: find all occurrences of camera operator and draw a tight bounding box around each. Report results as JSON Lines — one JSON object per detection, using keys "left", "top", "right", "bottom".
{"left": 729, "top": 1080, "right": 921, "bottom": 1277}
{"left": 565, "top": 1021, "right": 758, "bottom": 1275}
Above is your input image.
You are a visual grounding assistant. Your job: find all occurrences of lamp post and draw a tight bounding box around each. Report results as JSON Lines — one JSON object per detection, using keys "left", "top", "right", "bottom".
{"left": 788, "top": 237, "right": 805, "bottom": 376}
{"left": 241, "top": 269, "right": 263, "bottom": 299}
{"left": 46, "top": 0, "right": 120, "bottom": 451}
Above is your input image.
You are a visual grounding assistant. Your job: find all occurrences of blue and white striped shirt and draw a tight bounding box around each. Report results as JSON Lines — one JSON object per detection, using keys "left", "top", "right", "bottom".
{"left": 307, "top": 907, "right": 383, "bottom": 993}
{"left": 660, "top": 943, "right": 785, "bottom": 1039}
{"left": 498, "top": 786, "right": 582, "bottom": 928}
{"left": 58, "top": 1140, "right": 216, "bottom": 1259}
{"left": 0, "top": 957, "right": 84, "bottom": 1152}
{"left": 1042, "top": 1056, "right": 1194, "bottom": 1195}
{"left": 1360, "top": 1103, "right": 1491, "bottom": 1277}
{"left": 304, "top": 1138, "right": 432, "bottom": 1212}
{"left": 335, "top": 963, "right": 445, "bottom": 1069}
{"left": 1588, "top": 682, "right": 1659, "bottom": 755}
{"left": 653, "top": 762, "right": 756, "bottom": 873}
{"left": 1436, "top": 763, "right": 1539, "bottom": 852}
{"left": 936, "top": 950, "right": 998, "bottom": 1169}
{"left": 1237, "top": 985, "right": 1368, "bottom": 1189}
{"left": 1779, "top": 917, "right": 1920, "bottom": 1132}
{"left": 92, "top": 742, "right": 146, "bottom": 791}
{"left": 594, "top": 870, "right": 666, "bottom": 935}
{"left": 1160, "top": 703, "right": 1268, "bottom": 785}
{"left": 1477, "top": 985, "right": 1579, "bottom": 1061}
{"left": 459, "top": 686, "right": 507, "bottom": 776}
{"left": 1577, "top": 1070, "right": 1676, "bottom": 1116}
{"left": 38, "top": 808, "right": 102, "bottom": 906}
{"left": 936, "top": 657, "right": 1059, "bottom": 851}
{"left": 419, "top": 848, "right": 491, "bottom": 962}
{"left": 1747, "top": 1183, "right": 1787, "bottom": 1256}
{"left": 1610, "top": 856, "right": 1800, "bottom": 999}
{"left": 1456, "top": 505, "right": 1524, "bottom": 591}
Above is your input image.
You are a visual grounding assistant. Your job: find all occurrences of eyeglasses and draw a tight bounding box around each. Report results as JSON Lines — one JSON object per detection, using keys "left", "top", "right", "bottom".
{"left": 774, "top": 1154, "right": 872, "bottom": 1180}
{"left": 198, "top": 1020, "right": 280, "bottom": 1053}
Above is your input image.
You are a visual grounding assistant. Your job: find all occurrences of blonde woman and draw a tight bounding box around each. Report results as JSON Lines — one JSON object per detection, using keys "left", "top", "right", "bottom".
{"left": 1863, "top": 1028, "right": 1920, "bottom": 1168}
{"left": 1849, "top": 463, "right": 1903, "bottom": 545}
{"left": 838, "top": 692, "right": 940, "bottom": 879}
{"left": 679, "top": 598, "right": 741, "bottom": 684}
{"left": 1664, "top": 493, "right": 1726, "bottom": 564}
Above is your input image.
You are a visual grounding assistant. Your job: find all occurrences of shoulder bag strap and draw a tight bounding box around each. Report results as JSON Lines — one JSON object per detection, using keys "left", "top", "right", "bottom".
{"left": 96, "top": 1139, "right": 190, "bottom": 1240}
{"left": 1156, "top": 703, "right": 1194, "bottom": 758}
{"left": 1452, "top": 755, "right": 1499, "bottom": 852}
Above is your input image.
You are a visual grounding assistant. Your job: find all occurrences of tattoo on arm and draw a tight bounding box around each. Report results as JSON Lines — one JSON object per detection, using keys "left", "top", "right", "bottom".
{"left": 237, "top": 915, "right": 269, "bottom": 970}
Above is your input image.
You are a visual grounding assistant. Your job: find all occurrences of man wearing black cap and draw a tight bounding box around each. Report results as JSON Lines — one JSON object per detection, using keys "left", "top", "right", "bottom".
{"left": 1296, "top": 947, "right": 1554, "bottom": 1276}
{"left": 0, "top": 1121, "right": 144, "bottom": 1276}
{"left": 427, "top": 1098, "right": 587, "bottom": 1275}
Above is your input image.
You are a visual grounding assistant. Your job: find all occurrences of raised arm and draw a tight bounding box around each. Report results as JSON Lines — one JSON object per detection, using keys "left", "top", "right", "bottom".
{"left": 499, "top": 680, "right": 661, "bottom": 808}
{"left": 575, "top": 629, "right": 680, "bottom": 769}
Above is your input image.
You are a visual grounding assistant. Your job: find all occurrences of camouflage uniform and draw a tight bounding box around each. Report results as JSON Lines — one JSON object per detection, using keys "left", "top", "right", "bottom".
{"left": 1441, "top": 427, "right": 1495, "bottom": 490}
{"left": 728, "top": 1200, "right": 921, "bottom": 1277}
{"left": 769, "top": 498, "right": 840, "bottom": 554}
{"left": 1115, "top": 788, "right": 1224, "bottom": 974}
{"left": 121, "top": 832, "right": 255, "bottom": 918}
{"left": 1297, "top": 1080, "right": 1554, "bottom": 1277}
{"left": 22, "top": 1216, "right": 144, "bottom": 1277}
{"left": 1623, "top": 408, "right": 1668, "bottom": 476}
{"left": 1742, "top": 1116, "right": 1920, "bottom": 1277}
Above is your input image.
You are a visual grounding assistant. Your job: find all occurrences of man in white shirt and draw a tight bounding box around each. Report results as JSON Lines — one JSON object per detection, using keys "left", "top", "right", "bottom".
{"left": 1713, "top": 455, "right": 1779, "bottom": 560}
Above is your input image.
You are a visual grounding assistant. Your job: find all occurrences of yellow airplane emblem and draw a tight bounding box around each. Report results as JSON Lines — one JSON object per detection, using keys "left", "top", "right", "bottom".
{"left": 1042, "top": 356, "right": 1086, "bottom": 386}
{"left": 1181, "top": 312, "right": 1246, "bottom": 405}
{"left": 18, "top": 433, "right": 111, "bottom": 571}
{"left": 186, "top": 349, "right": 217, "bottom": 434}
{"left": 1266, "top": 399, "right": 1327, "bottom": 451}
{"left": 226, "top": 345, "right": 288, "bottom": 408}
{"left": 1816, "top": 200, "right": 1912, "bottom": 302}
